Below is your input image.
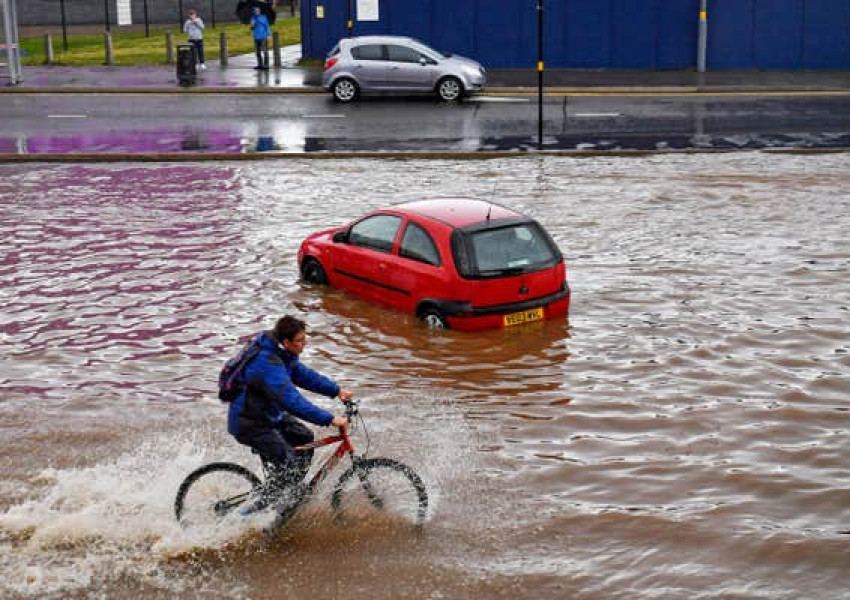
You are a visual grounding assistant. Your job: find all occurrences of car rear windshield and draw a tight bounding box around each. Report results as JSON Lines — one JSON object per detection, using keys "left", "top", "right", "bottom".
{"left": 451, "top": 222, "right": 560, "bottom": 278}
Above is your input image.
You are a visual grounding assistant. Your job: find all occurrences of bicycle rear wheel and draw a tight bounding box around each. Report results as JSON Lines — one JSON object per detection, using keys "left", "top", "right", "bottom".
{"left": 174, "top": 462, "right": 262, "bottom": 528}
{"left": 331, "top": 457, "right": 428, "bottom": 526}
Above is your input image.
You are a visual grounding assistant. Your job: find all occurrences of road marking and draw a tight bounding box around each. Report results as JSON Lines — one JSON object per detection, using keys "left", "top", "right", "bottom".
{"left": 47, "top": 114, "right": 87, "bottom": 118}
{"left": 468, "top": 96, "right": 529, "bottom": 103}
{"left": 573, "top": 112, "right": 621, "bottom": 118}
{"left": 302, "top": 114, "right": 345, "bottom": 118}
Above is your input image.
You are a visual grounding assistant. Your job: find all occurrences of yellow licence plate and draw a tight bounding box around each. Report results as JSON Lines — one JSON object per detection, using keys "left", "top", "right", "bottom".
{"left": 503, "top": 307, "right": 544, "bottom": 327}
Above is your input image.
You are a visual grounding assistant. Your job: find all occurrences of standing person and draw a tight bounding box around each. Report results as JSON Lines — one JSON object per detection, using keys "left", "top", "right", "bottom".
{"left": 183, "top": 8, "right": 206, "bottom": 70}
{"left": 227, "top": 315, "right": 352, "bottom": 511}
{"left": 249, "top": 5, "right": 271, "bottom": 70}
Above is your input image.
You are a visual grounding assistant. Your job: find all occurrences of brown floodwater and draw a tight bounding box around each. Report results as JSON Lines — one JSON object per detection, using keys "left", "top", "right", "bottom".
{"left": 1, "top": 154, "right": 849, "bottom": 599}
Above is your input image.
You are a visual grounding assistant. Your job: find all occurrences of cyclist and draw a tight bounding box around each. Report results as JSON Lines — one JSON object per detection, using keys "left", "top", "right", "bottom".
{"left": 228, "top": 315, "right": 352, "bottom": 512}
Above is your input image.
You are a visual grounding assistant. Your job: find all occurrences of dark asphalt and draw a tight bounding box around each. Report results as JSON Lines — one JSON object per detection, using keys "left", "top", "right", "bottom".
{"left": 3, "top": 92, "right": 850, "bottom": 156}
{"left": 2, "top": 61, "right": 850, "bottom": 157}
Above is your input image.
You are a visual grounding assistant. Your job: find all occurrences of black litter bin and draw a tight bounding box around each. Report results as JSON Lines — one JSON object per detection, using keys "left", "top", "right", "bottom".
{"left": 176, "top": 44, "right": 197, "bottom": 86}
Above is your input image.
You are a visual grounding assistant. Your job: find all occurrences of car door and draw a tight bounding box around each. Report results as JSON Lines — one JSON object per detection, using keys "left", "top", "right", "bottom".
{"left": 385, "top": 44, "right": 436, "bottom": 90}
{"left": 383, "top": 220, "right": 448, "bottom": 313}
{"left": 349, "top": 43, "right": 388, "bottom": 90}
{"left": 332, "top": 213, "right": 403, "bottom": 306}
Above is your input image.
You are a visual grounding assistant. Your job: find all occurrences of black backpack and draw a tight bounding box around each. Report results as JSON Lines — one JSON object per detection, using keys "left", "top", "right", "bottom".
{"left": 218, "top": 332, "right": 263, "bottom": 402}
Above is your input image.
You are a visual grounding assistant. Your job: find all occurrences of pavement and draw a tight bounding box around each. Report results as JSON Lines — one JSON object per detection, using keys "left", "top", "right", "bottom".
{"left": 3, "top": 45, "right": 850, "bottom": 94}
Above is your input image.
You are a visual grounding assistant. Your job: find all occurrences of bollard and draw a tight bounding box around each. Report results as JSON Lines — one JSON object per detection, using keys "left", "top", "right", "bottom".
{"left": 272, "top": 32, "right": 281, "bottom": 68}
{"left": 166, "top": 32, "right": 175, "bottom": 64}
{"left": 43, "top": 33, "right": 54, "bottom": 65}
{"left": 104, "top": 32, "right": 114, "bottom": 65}
{"left": 219, "top": 32, "right": 228, "bottom": 67}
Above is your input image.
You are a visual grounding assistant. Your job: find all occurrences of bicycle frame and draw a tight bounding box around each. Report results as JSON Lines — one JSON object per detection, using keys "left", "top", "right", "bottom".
{"left": 292, "top": 426, "right": 356, "bottom": 493}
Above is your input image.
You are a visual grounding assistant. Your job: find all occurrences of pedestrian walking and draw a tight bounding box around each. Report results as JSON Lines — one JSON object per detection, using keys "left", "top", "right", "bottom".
{"left": 183, "top": 8, "right": 206, "bottom": 70}
{"left": 250, "top": 6, "right": 271, "bottom": 70}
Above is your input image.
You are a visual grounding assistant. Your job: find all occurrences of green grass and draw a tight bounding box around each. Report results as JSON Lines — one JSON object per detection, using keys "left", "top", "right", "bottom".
{"left": 20, "top": 18, "right": 300, "bottom": 66}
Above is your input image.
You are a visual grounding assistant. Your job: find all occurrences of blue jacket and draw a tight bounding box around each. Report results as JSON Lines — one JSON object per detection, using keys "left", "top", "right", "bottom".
{"left": 228, "top": 331, "right": 338, "bottom": 436}
{"left": 251, "top": 14, "right": 270, "bottom": 41}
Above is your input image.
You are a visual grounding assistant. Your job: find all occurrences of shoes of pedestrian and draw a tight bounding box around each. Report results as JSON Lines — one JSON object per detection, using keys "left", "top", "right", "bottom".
{"left": 198, "top": 63, "right": 207, "bottom": 70}
{"left": 260, "top": 66, "right": 270, "bottom": 71}
{"left": 254, "top": 65, "right": 263, "bottom": 70}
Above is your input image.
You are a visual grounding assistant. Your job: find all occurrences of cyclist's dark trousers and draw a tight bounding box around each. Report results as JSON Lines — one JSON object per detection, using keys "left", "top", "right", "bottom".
{"left": 235, "top": 415, "right": 314, "bottom": 496}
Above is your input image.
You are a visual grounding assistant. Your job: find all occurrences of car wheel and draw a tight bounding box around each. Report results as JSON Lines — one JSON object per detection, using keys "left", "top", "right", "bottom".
{"left": 436, "top": 76, "right": 463, "bottom": 102}
{"left": 420, "top": 308, "right": 448, "bottom": 330}
{"left": 301, "top": 257, "right": 328, "bottom": 284}
{"left": 332, "top": 78, "right": 359, "bottom": 103}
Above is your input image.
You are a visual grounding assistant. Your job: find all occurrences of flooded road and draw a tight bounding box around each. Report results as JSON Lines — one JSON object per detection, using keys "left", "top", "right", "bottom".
{"left": 1, "top": 153, "right": 849, "bottom": 598}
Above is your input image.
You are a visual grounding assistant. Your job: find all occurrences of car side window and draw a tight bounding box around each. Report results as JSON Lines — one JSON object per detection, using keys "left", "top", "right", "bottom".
{"left": 349, "top": 215, "right": 402, "bottom": 253}
{"left": 386, "top": 44, "right": 424, "bottom": 64}
{"left": 351, "top": 44, "right": 384, "bottom": 61}
{"left": 399, "top": 222, "right": 441, "bottom": 266}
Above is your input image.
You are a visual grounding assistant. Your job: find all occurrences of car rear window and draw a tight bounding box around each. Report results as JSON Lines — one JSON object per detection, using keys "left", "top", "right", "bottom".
{"left": 351, "top": 44, "right": 384, "bottom": 61}
{"left": 328, "top": 44, "right": 340, "bottom": 57}
{"left": 452, "top": 222, "right": 560, "bottom": 278}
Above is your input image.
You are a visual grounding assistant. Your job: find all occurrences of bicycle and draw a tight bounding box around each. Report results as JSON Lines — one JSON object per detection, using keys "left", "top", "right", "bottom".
{"left": 174, "top": 401, "right": 429, "bottom": 532}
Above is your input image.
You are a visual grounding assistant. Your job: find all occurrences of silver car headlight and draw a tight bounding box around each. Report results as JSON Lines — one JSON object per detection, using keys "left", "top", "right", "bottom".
{"left": 462, "top": 65, "right": 483, "bottom": 80}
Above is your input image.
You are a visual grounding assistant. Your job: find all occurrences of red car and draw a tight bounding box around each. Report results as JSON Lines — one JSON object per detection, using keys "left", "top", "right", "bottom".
{"left": 297, "top": 198, "right": 570, "bottom": 331}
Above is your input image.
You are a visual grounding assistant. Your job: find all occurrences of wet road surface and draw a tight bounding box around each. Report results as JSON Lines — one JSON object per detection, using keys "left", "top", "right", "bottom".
{"left": 2, "top": 93, "right": 850, "bottom": 154}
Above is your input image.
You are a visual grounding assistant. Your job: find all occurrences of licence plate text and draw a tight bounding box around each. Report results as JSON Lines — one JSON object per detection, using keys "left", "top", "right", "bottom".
{"left": 503, "top": 307, "right": 544, "bottom": 327}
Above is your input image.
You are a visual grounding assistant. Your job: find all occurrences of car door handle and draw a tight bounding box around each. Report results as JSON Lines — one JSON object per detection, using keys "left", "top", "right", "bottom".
{"left": 379, "top": 263, "right": 388, "bottom": 270}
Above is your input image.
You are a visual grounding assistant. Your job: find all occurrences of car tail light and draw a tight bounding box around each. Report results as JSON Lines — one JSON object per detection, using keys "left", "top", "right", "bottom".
{"left": 324, "top": 57, "right": 338, "bottom": 71}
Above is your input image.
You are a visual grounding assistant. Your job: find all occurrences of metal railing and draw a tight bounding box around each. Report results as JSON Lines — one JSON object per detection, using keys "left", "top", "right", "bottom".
{"left": 1, "top": 0, "right": 22, "bottom": 84}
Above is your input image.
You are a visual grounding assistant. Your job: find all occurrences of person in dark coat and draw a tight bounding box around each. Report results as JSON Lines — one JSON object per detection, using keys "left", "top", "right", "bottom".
{"left": 228, "top": 315, "right": 352, "bottom": 509}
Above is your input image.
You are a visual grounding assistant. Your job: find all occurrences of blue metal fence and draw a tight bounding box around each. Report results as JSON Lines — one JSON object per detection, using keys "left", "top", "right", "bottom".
{"left": 301, "top": 0, "right": 850, "bottom": 70}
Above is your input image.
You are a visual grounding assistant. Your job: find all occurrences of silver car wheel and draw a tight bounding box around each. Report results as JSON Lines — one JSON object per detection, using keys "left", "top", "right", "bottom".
{"left": 421, "top": 309, "right": 448, "bottom": 329}
{"left": 333, "top": 78, "right": 358, "bottom": 103}
{"left": 437, "top": 77, "right": 462, "bottom": 102}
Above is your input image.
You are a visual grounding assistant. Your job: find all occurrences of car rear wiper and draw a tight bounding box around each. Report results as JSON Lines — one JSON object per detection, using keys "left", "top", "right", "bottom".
{"left": 479, "top": 266, "right": 526, "bottom": 276}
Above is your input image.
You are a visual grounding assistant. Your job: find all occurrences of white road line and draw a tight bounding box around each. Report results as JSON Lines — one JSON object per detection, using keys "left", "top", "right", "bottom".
{"left": 302, "top": 114, "right": 345, "bottom": 118}
{"left": 47, "top": 114, "right": 88, "bottom": 118}
{"left": 573, "top": 112, "right": 621, "bottom": 118}
{"left": 468, "top": 96, "right": 530, "bottom": 103}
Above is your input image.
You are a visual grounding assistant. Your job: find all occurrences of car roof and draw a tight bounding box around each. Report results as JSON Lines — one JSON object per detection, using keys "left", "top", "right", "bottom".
{"left": 343, "top": 35, "right": 418, "bottom": 45}
{"left": 390, "top": 198, "right": 524, "bottom": 229}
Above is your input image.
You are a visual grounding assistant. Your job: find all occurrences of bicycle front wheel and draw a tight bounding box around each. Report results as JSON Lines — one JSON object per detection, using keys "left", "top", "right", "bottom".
{"left": 331, "top": 457, "right": 429, "bottom": 526}
{"left": 174, "top": 462, "right": 262, "bottom": 528}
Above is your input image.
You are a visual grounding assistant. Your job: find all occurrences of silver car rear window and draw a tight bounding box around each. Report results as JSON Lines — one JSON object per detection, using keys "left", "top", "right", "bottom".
{"left": 351, "top": 44, "right": 384, "bottom": 61}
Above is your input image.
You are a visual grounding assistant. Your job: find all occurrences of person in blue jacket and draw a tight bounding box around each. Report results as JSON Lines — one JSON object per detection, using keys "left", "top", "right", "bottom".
{"left": 228, "top": 315, "right": 352, "bottom": 508}
{"left": 249, "top": 6, "right": 271, "bottom": 70}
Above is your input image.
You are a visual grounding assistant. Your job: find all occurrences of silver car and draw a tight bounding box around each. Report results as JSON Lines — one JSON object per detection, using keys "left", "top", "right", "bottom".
{"left": 322, "top": 35, "right": 486, "bottom": 103}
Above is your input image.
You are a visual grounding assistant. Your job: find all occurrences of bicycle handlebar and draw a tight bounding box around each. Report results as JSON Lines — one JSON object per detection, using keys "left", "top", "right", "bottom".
{"left": 343, "top": 400, "right": 359, "bottom": 419}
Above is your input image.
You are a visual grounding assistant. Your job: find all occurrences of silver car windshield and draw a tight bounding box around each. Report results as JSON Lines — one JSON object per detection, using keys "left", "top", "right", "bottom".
{"left": 470, "top": 224, "right": 557, "bottom": 275}
{"left": 406, "top": 39, "right": 443, "bottom": 63}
